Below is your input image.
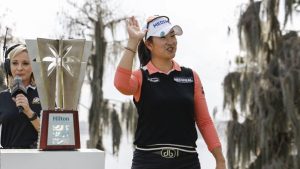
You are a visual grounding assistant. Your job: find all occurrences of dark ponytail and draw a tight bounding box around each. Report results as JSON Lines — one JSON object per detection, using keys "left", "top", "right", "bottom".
{"left": 137, "top": 37, "right": 152, "bottom": 67}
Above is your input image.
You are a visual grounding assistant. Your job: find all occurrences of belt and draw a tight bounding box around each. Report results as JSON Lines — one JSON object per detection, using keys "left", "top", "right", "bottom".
{"left": 153, "top": 148, "right": 180, "bottom": 158}
{"left": 136, "top": 145, "right": 197, "bottom": 159}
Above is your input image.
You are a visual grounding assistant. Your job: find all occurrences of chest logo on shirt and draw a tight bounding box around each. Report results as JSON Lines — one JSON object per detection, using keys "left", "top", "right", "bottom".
{"left": 32, "top": 97, "right": 41, "bottom": 104}
{"left": 147, "top": 77, "right": 160, "bottom": 83}
{"left": 173, "top": 77, "right": 193, "bottom": 83}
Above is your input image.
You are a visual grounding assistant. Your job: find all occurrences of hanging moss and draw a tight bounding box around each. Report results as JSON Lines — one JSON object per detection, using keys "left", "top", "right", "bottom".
{"left": 111, "top": 107, "right": 122, "bottom": 155}
{"left": 121, "top": 101, "right": 138, "bottom": 141}
{"left": 224, "top": 1, "right": 300, "bottom": 168}
{"left": 61, "top": 0, "right": 132, "bottom": 155}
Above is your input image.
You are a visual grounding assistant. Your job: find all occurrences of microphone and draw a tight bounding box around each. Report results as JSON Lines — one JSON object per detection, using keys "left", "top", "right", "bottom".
{"left": 11, "top": 75, "right": 27, "bottom": 113}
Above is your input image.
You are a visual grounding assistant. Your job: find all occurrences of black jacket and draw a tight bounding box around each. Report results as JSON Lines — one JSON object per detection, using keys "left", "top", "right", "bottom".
{"left": 0, "top": 87, "right": 41, "bottom": 148}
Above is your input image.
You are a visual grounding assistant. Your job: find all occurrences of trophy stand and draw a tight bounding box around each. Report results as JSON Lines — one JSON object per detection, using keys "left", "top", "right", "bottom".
{"left": 39, "top": 110, "right": 80, "bottom": 149}
{"left": 26, "top": 38, "right": 92, "bottom": 150}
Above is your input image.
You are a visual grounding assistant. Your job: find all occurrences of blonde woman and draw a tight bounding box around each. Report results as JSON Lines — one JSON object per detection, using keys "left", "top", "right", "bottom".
{"left": 0, "top": 44, "right": 41, "bottom": 148}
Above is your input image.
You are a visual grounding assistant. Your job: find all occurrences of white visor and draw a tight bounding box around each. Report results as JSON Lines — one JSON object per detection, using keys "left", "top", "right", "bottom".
{"left": 143, "top": 16, "right": 183, "bottom": 40}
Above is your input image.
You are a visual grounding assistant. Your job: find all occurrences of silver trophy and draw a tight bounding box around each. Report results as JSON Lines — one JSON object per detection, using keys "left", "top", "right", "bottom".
{"left": 26, "top": 38, "right": 92, "bottom": 150}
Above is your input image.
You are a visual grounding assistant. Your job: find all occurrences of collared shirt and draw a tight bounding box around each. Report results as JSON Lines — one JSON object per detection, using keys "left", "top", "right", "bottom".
{"left": 26, "top": 85, "right": 36, "bottom": 91}
{"left": 114, "top": 60, "right": 221, "bottom": 151}
{"left": 0, "top": 87, "right": 41, "bottom": 148}
{"left": 9, "top": 84, "right": 36, "bottom": 93}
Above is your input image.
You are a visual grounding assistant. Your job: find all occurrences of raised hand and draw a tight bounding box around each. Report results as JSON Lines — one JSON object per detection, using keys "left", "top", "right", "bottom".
{"left": 126, "top": 16, "right": 147, "bottom": 41}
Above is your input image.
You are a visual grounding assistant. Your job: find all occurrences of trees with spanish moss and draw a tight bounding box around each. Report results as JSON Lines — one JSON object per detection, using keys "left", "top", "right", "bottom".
{"left": 61, "top": 0, "right": 137, "bottom": 155}
{"left": 224, "top": 0, "right": 300, "bottom": 168}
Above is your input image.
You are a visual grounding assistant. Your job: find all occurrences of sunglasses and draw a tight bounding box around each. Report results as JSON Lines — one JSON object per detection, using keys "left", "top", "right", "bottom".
{"left": 144, "top": 15, "right": 170, "bottom": 40}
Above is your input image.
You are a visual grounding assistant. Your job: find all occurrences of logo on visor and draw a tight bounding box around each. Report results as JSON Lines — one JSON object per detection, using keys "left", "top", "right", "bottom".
{"left": 152, "top": 19, "right": 169, "bottom": 28}
{"left": 160, "top": 31, "right": 165, "bottom": 37}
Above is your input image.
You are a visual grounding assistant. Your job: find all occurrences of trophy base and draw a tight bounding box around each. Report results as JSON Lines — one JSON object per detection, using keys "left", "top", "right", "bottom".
{"left": 39, "top": 110, "right": 80, "bottom": 150}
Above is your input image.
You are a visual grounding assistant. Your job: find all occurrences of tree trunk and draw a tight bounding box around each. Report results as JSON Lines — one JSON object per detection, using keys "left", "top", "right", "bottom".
{"left": 87, "top": 18, "right": 107, "bottom": 149}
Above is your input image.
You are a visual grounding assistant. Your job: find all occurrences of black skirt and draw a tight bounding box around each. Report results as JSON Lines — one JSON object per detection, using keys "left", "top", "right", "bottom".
{"left": 131, "top": 149, "right": 201, "bottom": 169}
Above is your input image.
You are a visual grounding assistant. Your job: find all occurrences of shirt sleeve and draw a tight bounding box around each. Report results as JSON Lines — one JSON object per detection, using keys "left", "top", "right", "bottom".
{"left": 193, "top": 70, "right": 221, "bottom": 151}
{"left": 114, "top": 66, "right": 142, "bottom": 101}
